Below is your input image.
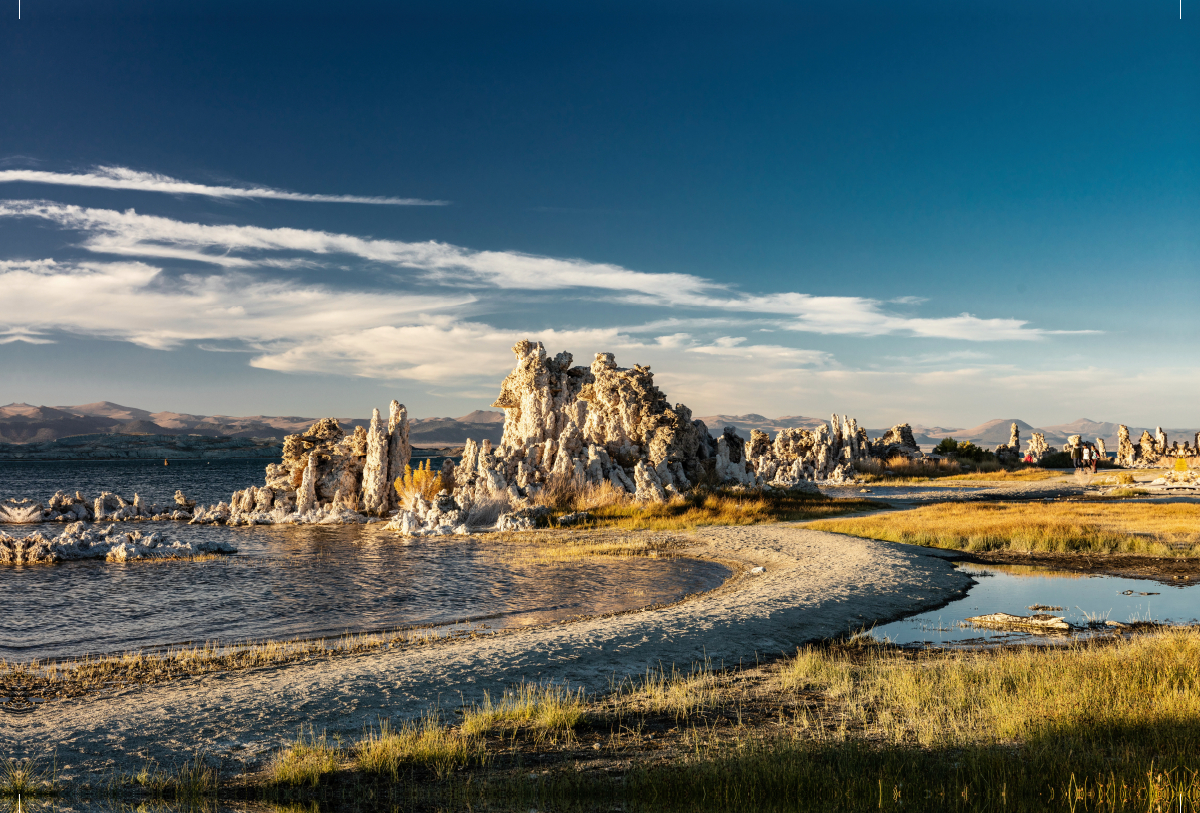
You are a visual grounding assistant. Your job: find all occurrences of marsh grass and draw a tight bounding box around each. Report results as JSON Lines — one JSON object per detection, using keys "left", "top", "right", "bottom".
{"left": 356, "top": 717, "right": 485, "bottom": 780}
{"left": 578, "top": 489, "right": 878, "bottom": 532}
{"left": 125, "top": 752, "right": 218, "bottom": 800}
{"left": 809, "top": 502, "right": 1200, "bottom": 556}
{"left": 494, "top": 629, "right": 1200, "bottom": 811}
{"left": 1, "top": 758, "right": 59, "bottom": 798}
{"left": 268, "top": 730, "right": 341, "bottom": 787}
{"left": 460, "top": 682, "right": 587, "bottom": 742}
{"left": 0, "top": 626, "right": 459, "bottom": 701}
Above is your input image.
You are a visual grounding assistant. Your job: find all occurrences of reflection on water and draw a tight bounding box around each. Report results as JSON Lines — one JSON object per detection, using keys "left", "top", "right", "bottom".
{"left": 871, "top": 563, "right": 1200, "bottom": 648}
{"left": 0, "top": 456, "right": 453, "bottom": 508}
{"left": 0, "top": 460, "right": 721, "bottom": 662}
{"left": 1, "top": 520, "right": 729, "bottom": 661}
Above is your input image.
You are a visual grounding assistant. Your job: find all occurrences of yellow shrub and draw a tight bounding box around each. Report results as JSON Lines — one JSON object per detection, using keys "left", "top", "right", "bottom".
{"left": 394, "top": 459, "right": 449, "bottom": 505}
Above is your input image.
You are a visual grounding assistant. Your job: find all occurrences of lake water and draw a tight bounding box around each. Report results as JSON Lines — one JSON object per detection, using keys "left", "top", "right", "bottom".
{"left": 0, "top": 460, "right": 730, "bottom": 661}
{"left": 871, "top": 562, "right": 1200, "bottom": 648}
{"left": 0, "top": 454, "right": 454, "bottom": 508}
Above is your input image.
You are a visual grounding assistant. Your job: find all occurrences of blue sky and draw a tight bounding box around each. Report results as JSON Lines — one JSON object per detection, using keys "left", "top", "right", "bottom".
{"left": 0, "top": 0, "right": 1195, "bottom": 426}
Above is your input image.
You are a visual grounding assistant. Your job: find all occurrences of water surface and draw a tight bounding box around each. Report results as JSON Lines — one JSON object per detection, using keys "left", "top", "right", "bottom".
{"left": 872, "top": 563, "right": 1199, "bottom": 647}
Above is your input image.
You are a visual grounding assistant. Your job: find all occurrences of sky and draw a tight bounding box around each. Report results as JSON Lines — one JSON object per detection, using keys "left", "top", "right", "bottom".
{"left": 0, "top": 0, "right": 1196, "bottom": 427}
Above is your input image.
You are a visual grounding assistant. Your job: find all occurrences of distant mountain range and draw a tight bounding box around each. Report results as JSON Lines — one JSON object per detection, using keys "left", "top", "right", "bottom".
{"left": 0, "top": 402, "right": 506, "bottom": 447}
{"left": 697, "top": 414, "right": 1200, "bottom": 451}
{"left": 5, "top": 401, "right": 1196, "bottom": 453}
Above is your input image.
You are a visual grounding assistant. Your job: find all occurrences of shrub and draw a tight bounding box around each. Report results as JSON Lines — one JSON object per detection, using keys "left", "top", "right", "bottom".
{"left": 1039, "top": 451, "right": 1073, "bottom": 468}
{"left": 933, "top": 437, "right": 959, "bottom": 456}
{"left": 394, "top": 459, "right": 449, "bottom": 506}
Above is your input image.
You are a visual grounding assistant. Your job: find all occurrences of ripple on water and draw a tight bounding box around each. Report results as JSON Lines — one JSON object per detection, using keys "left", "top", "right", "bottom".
{"left": 3, "top": 507, "right": 728, "bottom": 661}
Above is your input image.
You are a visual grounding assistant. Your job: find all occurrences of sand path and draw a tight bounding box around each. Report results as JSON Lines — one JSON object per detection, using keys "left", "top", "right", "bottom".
{"left": 4, "top": 524, "right": 971, "bottom": 779}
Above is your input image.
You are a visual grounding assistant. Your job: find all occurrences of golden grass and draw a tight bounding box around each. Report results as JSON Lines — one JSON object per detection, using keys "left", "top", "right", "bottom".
{"left": 780, "top": 629, "right": 1200, "bottom": 748}
{"left": 579, "top": 489, "right": 878, "bottom": 532}
{"left": 268, "top": 729, "right": 341, "bottom": 787}
{"left": 394, "top": 459, "right": 450, "bottom": 505}
{"left": 809, "top": 501, "right": 1200, "bottom": 556}
{"left": 460, "top": 682, "right": 587, "bottom": 743}
{"left": 1, "top": 758, "right": 59, "bottom": 798}
{"left": 357, "top": 716, "right": 485, "bottom": 780}
{"left": 580, "top": 630, "right": 1200, "bottom": 810}
{"left": 942, "top": 467, "right": 1060, "bottom": 482}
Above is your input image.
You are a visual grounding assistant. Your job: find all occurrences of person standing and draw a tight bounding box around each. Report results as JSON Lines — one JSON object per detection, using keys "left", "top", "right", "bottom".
{"left": 1072, "top": 444, "right": 1083, "bottom": 469}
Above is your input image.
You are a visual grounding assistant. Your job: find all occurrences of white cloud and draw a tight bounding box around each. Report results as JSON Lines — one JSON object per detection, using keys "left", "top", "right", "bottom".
{"left": 0, "top": 200, "right": 723, "bottom": 299}
{"left": 0, "top": 166, "right": 446, "bottom": 205}
{"left": 0, "top": 201, "right": 1081, "bottom": 343}
{"left": 0, "top": 258, "right": 473, "bottom": 353}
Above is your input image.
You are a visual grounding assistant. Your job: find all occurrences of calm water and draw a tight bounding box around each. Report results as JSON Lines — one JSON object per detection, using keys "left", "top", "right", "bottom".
{"left": 0, "top": 455, "right": 453, "bottom": 507}
{"left": 872, "top": 563, "right": 1200, "bottom": 647}
{"left": 1, "top": 460, "right": 729, "bottom": 661}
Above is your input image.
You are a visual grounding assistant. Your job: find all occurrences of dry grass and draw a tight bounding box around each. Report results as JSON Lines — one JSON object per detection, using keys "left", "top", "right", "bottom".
{"left": 124, "top": 752, "right": 219, "bottom": 800}
{"left": 460, "top": 682, "right": 588, "bottom": 743}
{"left": 942, "top": 467, "right": 1060, "bottom": 482}
{"left": 854, "top": 456, "right": 962, "bottom": 482}
{"left": 268, "top": 729, "right": 341, "bottom": 787}
{"left": 0, "top": 626, "right": 461, "bottom": 701}
{"left": 573, "top": 488, "right": 878, "bottom": 532}
{"left": 531, "top": 471, "right": 632, "bottom": 513}
{"left": 1, "top": 758, "right": 59, "bottom": 798}
{"left": 855, "top": 457, "right": 1061, "bottom": 484}
{"left": 357, "top": 716, "right": 485, "bottom": 780}
{"left": 809, "top": 501, "right": 1200, "bottom": 556}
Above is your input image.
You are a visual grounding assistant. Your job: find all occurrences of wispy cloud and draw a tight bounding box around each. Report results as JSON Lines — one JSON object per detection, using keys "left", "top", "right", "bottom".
{"left": 0, "top": 201, "right": 1082, "bottom": 343}
{"left": 0, "top": 166, "right": 447, "bottom": 205}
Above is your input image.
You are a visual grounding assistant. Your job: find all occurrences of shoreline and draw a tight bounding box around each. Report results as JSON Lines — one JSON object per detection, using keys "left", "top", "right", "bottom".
{"left": 2, "top": 523, "right": 972, "bottom": 780}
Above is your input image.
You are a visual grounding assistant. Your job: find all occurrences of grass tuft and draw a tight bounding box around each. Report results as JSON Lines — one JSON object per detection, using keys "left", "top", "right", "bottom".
{"left": 267, "top": 729, "right": 341, "bottom": 787}
{"left": 357, "top": 716, "right": 484, "bottom": 781}
{"left": 461, "top": 682, "right": 587, "bottom": 742}
{"left": 1, "top": 758, "right": 59, "bottom": 798}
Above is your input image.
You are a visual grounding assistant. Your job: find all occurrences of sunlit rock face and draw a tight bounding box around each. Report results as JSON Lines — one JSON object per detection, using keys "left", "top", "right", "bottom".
{"left": 994, "top": 423, "right": 1021, "bottom": 463}
{"left": 451, "top": 340, "right": 722, "bottom": 505}
{"left": 744, "top": 414, "right": 885, "bottom": 487}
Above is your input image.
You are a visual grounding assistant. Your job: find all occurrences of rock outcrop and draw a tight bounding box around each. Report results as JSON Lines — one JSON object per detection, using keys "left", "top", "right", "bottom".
{"left": 1117, "top": 425, "right": 1136, "bottom": 467}
{"left": 445, "top": 341, "right": 719, "bottom": 508}
{"left": 0, "top": 522, "right": 236, "bottom": 565}
{"left": 994, "top": 422, "right": 1022, "bottom": 463}
{"left": 1026, "top": 432, "right": 1050, "bottom": 462}
{"left": 743, "top": 414, "right": 883, "bottom": 487}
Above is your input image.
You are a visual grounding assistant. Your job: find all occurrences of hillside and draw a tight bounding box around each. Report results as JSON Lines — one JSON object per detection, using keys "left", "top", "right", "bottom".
{"left": 0, "top": 402, "right": 507, "bottom": 446}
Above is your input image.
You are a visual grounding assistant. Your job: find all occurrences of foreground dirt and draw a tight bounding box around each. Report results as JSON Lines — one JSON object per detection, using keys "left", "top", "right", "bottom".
{"left": 1, "top": 524, "right": 971, "bottom": 780}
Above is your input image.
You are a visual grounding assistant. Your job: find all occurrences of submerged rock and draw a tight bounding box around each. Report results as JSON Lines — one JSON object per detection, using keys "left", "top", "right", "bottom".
{"left": 0, "top": 522, "right": 237, "bottom": 565}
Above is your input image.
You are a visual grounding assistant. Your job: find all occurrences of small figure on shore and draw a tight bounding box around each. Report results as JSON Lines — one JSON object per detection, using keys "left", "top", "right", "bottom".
{"left": 1071, "top": 444, "right": 1083, "bottom": 469}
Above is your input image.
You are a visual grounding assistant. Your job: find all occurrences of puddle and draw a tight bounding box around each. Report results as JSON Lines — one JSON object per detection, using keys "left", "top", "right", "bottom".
{"left": 871, "top": 563, "right": 1200, "bottom": 648}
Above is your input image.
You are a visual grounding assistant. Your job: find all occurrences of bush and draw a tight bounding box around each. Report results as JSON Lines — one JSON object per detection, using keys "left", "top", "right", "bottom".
{"left": 1039, "top": 451, "right": 1073, "bottom": 468}
{"left": 933, "top": 437, "right": 959, "bottom": 456}
{"left": 394, "top": 459, "right": 450, "bottom": 506}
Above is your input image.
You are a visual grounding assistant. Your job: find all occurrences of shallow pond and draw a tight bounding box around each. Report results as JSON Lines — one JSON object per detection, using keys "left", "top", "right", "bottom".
{"left": 871, "top": 562, "right": 1200, "bottom": 647}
